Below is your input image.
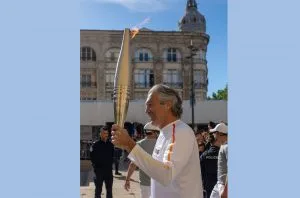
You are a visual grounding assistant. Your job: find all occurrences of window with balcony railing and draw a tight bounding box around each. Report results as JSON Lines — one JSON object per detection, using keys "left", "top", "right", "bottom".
{"left": 163, "top": 69, "right": 183, "bottom": 88}
{"left": 80, "top": 47, "right": 96, "bottom": 61}
{"left": 134, "top": 69, "right": 154, "bottom": 88}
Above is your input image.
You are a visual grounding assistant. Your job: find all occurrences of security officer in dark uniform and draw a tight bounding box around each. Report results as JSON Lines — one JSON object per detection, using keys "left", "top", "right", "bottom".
{"left": 90, "top": 126, "right": 114, "bottom": 198}
{"left": 200, "top": 134, "right": 220, "bottom": 198}
{"left": 200, "top": 122, "right": 228, "bottom": 198}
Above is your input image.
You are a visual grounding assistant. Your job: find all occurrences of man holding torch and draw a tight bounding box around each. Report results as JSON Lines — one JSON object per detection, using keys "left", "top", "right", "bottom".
{"left": 112, "top": 28, "right": 203, "bottom": 198}
{"left": 112, "top": 84, "right": 203, "bottom": 198}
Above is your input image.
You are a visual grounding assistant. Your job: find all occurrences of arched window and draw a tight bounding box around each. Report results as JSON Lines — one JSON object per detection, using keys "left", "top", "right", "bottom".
{"left": 134, "top": 48, "right": 153, "bottom": 62}
{"left": 168, "top": 48, "right": 177, "bottom": 62}
{"left": 105, "top": 48, "right": 120, "bottom": 62}
{"left": 80, "top": 47, "right": 96, "bottom": 61}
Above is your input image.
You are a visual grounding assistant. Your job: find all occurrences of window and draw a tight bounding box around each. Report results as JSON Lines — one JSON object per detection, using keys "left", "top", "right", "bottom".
{"left": 81, "top": 74, "right": 91, "bottom": 88}
{"left": 167, "top": 48, "right": 177, "bottom": 62}
{"left": 80, "top": 47, "right": 96, "bottom": 61}
{"left": 134, "top": 69, "right": 154, "bottom": 88}
{"left": 105, "top": 48, "right": 120, "bottom": 62}
{"left": 135, "top": 48, "right": 152, "bottom": 62}
{"left": 144, "top": 53, "right": 149, "bottom": 61}
{"left": 110, "top": 51, "right": 119, "bottom": 61}
{"left": 139, "top": 53, "right": 143, "bottom": 61}
{"left": 105, "top": 70, "right": 115, "bottom": 88}
{"left": 163, "top": 69, "right": 183, "bottom": 88}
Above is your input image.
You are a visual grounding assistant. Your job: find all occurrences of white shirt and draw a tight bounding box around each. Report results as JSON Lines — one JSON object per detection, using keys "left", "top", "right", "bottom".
{"left": 128, "top": 120, "right": 203, "bottom": 198}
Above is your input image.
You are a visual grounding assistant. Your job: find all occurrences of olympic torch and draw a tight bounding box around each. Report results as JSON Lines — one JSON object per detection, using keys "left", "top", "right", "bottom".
{"left": 113, "top": 28, "right": 132, "bottom": 128}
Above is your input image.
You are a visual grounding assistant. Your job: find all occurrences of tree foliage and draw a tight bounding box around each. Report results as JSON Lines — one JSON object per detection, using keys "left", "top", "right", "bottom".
{"left": 207, "top": 84, "right": 228, "bottom": 100}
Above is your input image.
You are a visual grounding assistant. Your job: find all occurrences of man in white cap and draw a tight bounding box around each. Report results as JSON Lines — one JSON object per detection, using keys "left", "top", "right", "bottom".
{"left": 124, "top": 122, "right": 159, "bottom": 198}
{"left": 209, "top": 123, "right": 228, "bottom": 198}
{"left": 209, "top": 123, "right": 228, "bottom": 147}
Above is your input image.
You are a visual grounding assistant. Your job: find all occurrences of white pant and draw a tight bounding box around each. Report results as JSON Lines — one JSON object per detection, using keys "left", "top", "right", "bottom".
{"left": 140, "top": 185, "right": 151, "bottom": 198}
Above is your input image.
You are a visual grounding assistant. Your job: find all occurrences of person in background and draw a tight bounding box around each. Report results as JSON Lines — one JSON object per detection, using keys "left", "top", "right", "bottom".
{"left": 209, "top": 123, "right": 228, "bottom": 198}
{"left": 198, "top": 143, "right": 206, "bottom": 157}
{"left": 195, "top": 129, "right": 205, "bottom": 145}
{"left": 195, "top": 130, "right": 205, "bottom": 156}
{"left": 113, "top": 147, "right": 123, "bottom": 175}
{"left": 124, "top": 122, "right": 159, "bottom": 198}
{"left": 90, "top": 126, "right": 114, "bottom": 198}
{"left": 200, "top": 123, "right": 227, "bottom": 198}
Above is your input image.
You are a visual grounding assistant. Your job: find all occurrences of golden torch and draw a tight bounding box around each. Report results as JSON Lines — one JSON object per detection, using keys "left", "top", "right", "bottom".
{"left": 113, "top": 28, "right": 133, "bottom": 128}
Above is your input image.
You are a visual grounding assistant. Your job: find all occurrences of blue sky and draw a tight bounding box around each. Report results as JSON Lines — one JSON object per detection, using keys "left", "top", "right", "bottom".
{"left": 80, "top": 0, "right": 227, "bottom": 96}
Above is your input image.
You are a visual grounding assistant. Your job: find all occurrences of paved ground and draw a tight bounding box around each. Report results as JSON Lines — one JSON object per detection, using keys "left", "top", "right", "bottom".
{"left": 80, "top": 160, "right": 142, "bottom": 198}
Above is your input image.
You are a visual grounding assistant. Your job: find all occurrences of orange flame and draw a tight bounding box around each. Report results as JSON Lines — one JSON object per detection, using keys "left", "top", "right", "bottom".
{"left": 130, "top": 17, "right": 151, "bottom": 39}
{"left": 130, "top": 28, "right": 139, "bottom": 39}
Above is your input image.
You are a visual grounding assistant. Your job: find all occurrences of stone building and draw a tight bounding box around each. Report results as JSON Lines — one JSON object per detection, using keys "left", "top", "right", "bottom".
{"left": 80, "top": 0, "right": 209, "bottom": 102}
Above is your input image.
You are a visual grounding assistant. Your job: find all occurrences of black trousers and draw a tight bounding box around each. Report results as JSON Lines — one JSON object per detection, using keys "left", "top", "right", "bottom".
{"left": 114, "top": 158, "right": 120, "bottom": 173}
{"left": 94, "top": 168, "right": 113, "bottom": 198}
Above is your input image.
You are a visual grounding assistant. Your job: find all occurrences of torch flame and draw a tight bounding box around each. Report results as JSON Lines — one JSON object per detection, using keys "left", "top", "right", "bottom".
{"left": 130, "top": 28, "right": 139, "bottom": 39}
{"left": 130, "top": 17, "right": 151, "bottom": 39}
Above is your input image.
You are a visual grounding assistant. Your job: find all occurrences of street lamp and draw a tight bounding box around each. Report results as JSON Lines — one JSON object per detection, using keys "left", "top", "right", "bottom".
{"left": 186, "top": 39, "right": 198, "bottom": 131}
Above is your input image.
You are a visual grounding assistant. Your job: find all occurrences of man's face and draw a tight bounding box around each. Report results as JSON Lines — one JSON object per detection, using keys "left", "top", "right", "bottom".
{"left": 215, "top": 131, "right": 227, "bottom": 142}
{"left": 213, "top": 131, "right": 226, "bottom": 141}
{"left": 196, "top": 133, "right": 204, "bottom": 143}
{"left": 145, "top": 92, "right": 168, "bottom": 127}
{"left": 100, "top": 130, "right": 109, "bottom": 141}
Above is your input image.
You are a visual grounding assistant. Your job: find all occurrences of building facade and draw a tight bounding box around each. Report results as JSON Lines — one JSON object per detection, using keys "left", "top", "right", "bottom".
{"left": 80, "top": 0, "right": 209, "bottom": 102}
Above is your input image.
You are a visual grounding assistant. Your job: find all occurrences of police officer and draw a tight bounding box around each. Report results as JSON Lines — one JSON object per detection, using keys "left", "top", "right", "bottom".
{"left": 90, "top": 126, "right": 114, "bottom": 198}
{"left": 200, "top": 123, "right": 228, "bottom": 198}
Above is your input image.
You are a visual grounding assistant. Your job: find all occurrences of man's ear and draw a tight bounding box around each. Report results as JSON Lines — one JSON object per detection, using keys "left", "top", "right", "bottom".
{"left": 165, "top": 100, "right": 172, "bottom": 110}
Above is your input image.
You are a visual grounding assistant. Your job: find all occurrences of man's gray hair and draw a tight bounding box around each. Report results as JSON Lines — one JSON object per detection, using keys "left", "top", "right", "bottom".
{"left": 149, "top": 84, "right": 183, "bottom": 118}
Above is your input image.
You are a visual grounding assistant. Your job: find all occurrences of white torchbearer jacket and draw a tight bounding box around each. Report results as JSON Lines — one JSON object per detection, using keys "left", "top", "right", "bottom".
{"left": 128, "top": 120, "right": 203, "bottom": 198}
